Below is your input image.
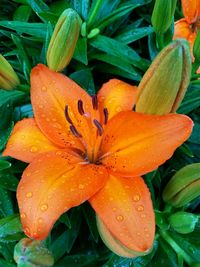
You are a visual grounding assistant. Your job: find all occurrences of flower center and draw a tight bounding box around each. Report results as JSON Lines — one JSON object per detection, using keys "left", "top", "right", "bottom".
{"left": 64, "top": 95, "right": 109, "bottom": 163}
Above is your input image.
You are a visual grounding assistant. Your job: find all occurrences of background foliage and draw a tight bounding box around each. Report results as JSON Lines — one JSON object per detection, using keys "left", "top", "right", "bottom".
{"left": 0, "top": 0, "right": 200, "bottom": 266}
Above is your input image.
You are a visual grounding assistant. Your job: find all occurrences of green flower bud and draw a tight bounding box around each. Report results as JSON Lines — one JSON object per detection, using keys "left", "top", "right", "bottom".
{"left": 47, "top": 8, "right": 80, "bottom": 72}
{"left": 96, "top": 215, "right": 152, "bottom": 258}
{"left": 193, "top": 30, "right": 200, "bottom": 62}
{"left": 152, "top": 0, "right": 177, "bottom": 34}
{"left": 0, "top": 54, "right": 20, "bottom": 90}
{"left": 163, "top": 163, "right": 200, "bottom": 207}
{"left": 14, "top": 238, "right": 54, "bottom": 267}
{"left": 169, "top": 211, "right": 198, "bottom": 234}
{"left": 135, "top": 39, "right": 191, "bottom": 115}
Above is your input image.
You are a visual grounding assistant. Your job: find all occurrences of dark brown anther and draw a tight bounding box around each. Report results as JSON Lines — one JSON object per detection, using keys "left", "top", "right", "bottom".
{"left": 65, "top": 105, "right": 73, "bottom": 124}
{"left": 92, "top": 94, "right": 98, "bottom": 110}
{"left": 103, "top": 108, "right": 109, "bottom": 125}
{"left": 70, "top": 125, "right": 82, "bottom": 138}
{"left": 93, "top": 119, "right": 103, "bottom": 136}
{"left": 78, "top": 100, "right": 85, "bottom": 115}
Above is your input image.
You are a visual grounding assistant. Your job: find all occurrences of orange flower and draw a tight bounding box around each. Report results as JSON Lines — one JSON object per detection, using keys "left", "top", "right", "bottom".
{"left": 3, "top": 64, "right": 193, "bottom": 254}
{"left": 174, "top": 0, "right": 200, "bottom": 55}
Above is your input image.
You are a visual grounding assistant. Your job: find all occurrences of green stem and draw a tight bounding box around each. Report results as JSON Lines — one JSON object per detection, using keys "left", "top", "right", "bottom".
{"left": 160, "top": 231, "right": 193, "bottom": 266}
{"left": 87, "top": 0, "right": 103, "bottom": 29}
{"left": 156, "top": 33, "right": 164, "bottom": 51}
{"left": 192, "top": 60, "right": 200, "bottom": 75}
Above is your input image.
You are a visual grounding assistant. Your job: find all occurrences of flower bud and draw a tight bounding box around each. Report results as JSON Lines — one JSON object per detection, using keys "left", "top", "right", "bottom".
{"left": 96, "top": 215, "right": 152, "bottom": 258}
{"left": 169, "top": 211, "right": 198, "bottom": 234}
{"left": 163, "top": 163, "right": 200, "bottom": 207}
{"left": 151, "top": 0, "right": 177, "bottom": 34}
{"left": 135, "top": 39, "right": 191, "bottom": 115}
{"left": 46, "top": 8, "right": 80, "bottom": 72}
{"left": 14, "top": 238, "right": 54, "bottom": 267}
{"left": 193, "top": 30, "right": 200, "bottom": 62}
{"left": 0, "top": 54, "right": 20, "bottom": 90}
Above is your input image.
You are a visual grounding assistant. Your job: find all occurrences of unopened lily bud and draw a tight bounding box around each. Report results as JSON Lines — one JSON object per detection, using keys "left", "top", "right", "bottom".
{"left": 0, "top": 54, "right": 20, "bottom": 90}
{"left": 163, "top": 163, "right": 200, "bottom": 207}
{"left": 14, "top": 238, "right": 54, "bottom": 267}
{"left": 169, "top": 211, "right": 198, "bottom": 234}
{"left": 152, "top": 0, "right": 177, "bottom": 34}
{"left": 193, "top": 30, "right": 200, "bottom": 62}
{"left": 96, "top": 216, "right": 152, "bottom": 258}
{"left": 135, "top": 39, "right": 191, "bottom": 115}
{"left": 47, "top": 8, "right": 80, "bottom": 72}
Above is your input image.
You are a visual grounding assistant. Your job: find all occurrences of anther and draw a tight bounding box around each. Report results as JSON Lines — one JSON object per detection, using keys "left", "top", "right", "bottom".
{"left": 78, "top": 100, "right": 85, "bottom": 115}
{"left": 92, "top": 94, "right": 98, "bottom": 110}
{"left": 65, "top": 106, "right": 73, "bottom": 124}
{"left": 103, "top": 108, "right": 109, "bottom": 124}
{"left": 70, "top": 125, "right": 82, "bottom": 138}
{"left": 93, "top": 119, "right": 103, "bottom": 136}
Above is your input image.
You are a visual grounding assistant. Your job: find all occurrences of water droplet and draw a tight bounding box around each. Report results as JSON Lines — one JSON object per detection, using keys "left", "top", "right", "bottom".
{"left": 78, "top": 184, "right": 84, "bottom": 189}
{"left": 38, "top": 218, "right": 43, "bottom": 224}
{"left": 56, "top": 151, "right": 62, "bottom": 155}
{"left": 26, "top": 172, "right": 31, "bottom": 177}
{"left": 141, "top": 213, "right": 146, "bottom": 218}
{"left": 41, "top": 86, "right": 47, "bottom": 92}
{"left": 116, "top": 215, "right": 124, "bottom": 222}
{"left": 24, "top": 227, "right": 30, "bottom": 235}
{"left": 70, "top": 188, "right": 75, "bottom": 192}
{"left": 21, "top": 135, "right": 25, "bottom": 139}
{"left": 133, "top": 194, "right": 140, "bottom": 202}
{"left": 137, "top": 205, "right": 144, "bottom": 212}
{"left": 40, "top": 204, "right": 48, "bottom": 211}
{"left": 20, "top": 213, "right": 26, "bottom": 219}
{"left": 112, "top": 207, "right": 117, "bottom": 211}
{"left": 52, "top": 118, "right": 57, "bottom": 122}
{"left": 30, "top": 146, "right": 38, "bottom": 153}
{"left": 145, "top": 233, "right": 150, "bottom": 238}
{"left": 26, "top": 192, "right": 33, "bottom": 198}
{"left": 116, "top": 107, "right": 122, "bottom": 112}
{"left": 109, "top": 197, "right": 114, "bottom": 201}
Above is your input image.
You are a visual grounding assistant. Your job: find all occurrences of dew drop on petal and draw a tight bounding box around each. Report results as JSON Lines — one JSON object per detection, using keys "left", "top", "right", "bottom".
{"left": 30, "top": 146, "right": 38, "bottom": 153}
{"left": 24, "top": 227, "right": 30, "bottom": 235}
{"left": 137, "top": 205, "right": 144, "bottom": 212}
{"left": 38, "top": 218, "right": 43, "bottom": 224}
{"left": 20, "top": 213, "right": 26, "bottom": 219}
{"left": 112, "top": 207, "right": 117, "bottom": 211}
{"left": 40, "top": 204, "right": 48, "bottom": 212}
{"left": 26, "top": 172, "right": 31, "bottom": 177}
{"left": 133, "top": 194, "right": 140, "bottom": 202}
{"left": 78, "top": 184, "right": 85, "bottom": 189}
{"left": 41, "top": 86, "right": 47, "bottom": 92}
{"left": 26, "top": 192, "right": 33, "bottom": 198}
{"left": 116, "top": 215, "right": 124, "bottom": 222}
{"left": 141, "top": 213, "right": 146, "bottom": 218}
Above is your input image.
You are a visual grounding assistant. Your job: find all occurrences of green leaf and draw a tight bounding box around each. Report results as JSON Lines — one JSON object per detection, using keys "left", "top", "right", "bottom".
{"left": 0, "top": 90, "right": 25, "bottom": 107}
{"left": 0, "top": 214, "right": 23, "bottom": 242}
{"left": 72, "top": 0, "right": 90, "bottom": 20}
{"left": 70, "top": 69, "right": 95, "bottom": 95}
{"left": 189, "top": 123, "right": 200, "bottom": 144}
{"left": 13, "top": 5, "right": 32, "bottom": 22}
{"left": 0, "top": 188, "right": 14, "bottom": 217}
{"left": 115, "top": 26, "right": 154, "bottom": 44}
{"left": 89, "top": 34, "right": 149, "bottom": 71}
{"left": 73, "top": 37, "right": 88, "bottom": 65}
{"left": 0, "top": 170, "right": 19, "bottom": 191}
{"left": 27, "top": 0, "right": 49, "bottom": 21}
{"left": 0, "top": 21, "right": 47, "bottom": 39}
{"left": 0, "top": 161, "right": 11, "bottom": 171}
{"left": 178, "top": 85, "right": 200, "bottom": 114}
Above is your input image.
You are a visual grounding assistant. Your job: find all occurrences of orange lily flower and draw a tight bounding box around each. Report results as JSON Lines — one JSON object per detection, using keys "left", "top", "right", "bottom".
{"left": 174, "top": 0, "right": 200, "bottom": 55}
{"left": 3, "top": 64, "right": 193, "bottom": 254}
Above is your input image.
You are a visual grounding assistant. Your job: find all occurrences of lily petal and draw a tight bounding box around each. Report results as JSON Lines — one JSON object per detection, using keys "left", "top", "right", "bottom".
{"left": 17, "top": 150, "right": 108, "bottom": 240}
{"left": 89, "top": 175, "right": 155, "bottom": 252}
{"left": 98, "top": 79, "right": 137, "bottom": 121}
{"left": 31, "top": 64, "right": 99, "bottom": 151}
{"left": 174, "top": 19, "right": 196, "bottom": 54}
{"left": 182, "top": 0, "right": 199, "bottom": 23}
{"left": 3, "top": 118, "right": 59, "bottom": 163}
{"left": 100, "top": 112, "right": 193, "bottom": 177}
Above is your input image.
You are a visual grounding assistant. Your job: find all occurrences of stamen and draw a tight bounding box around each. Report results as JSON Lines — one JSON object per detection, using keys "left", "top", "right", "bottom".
{"left": 78, "top": 100, "right": 85, "bottom": 115}
{"left": 92, "top": 94, "right": 98, "bottom": 110}
{"left": 65, "top": 106, "right": 73, "bottom": 124}
{"left": 103, "top": 108, "right": 109, "bottom": 124}
{"left": 70, "top": 125, "right": 82, "bottom": 138}
{"left": 93, "top": 119, "right": 103, "bottom": 136}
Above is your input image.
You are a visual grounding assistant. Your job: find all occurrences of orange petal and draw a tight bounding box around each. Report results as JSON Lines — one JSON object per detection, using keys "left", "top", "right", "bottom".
{"left": 100, "top": 112, "right": 193, "bottom": 177}
{"left": 3, "top": 118, "right": 59, "bottom": 163}
{"left": 182, "top": 0, "right": 199, "bottom": 23}
{"left": 17, "top": 150, "right": 108, "bottom": 240}
{"left": 98, "top": 79, "right": 137, "bottom": 121}
{"left": 174, "top": 19, "right": 196, "bottom": 56}
{"left": 89, "top": 175, "right": 155, "bottom": 252}
{"left": 31, "top": 64, "right": 99, "bottom": 152}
